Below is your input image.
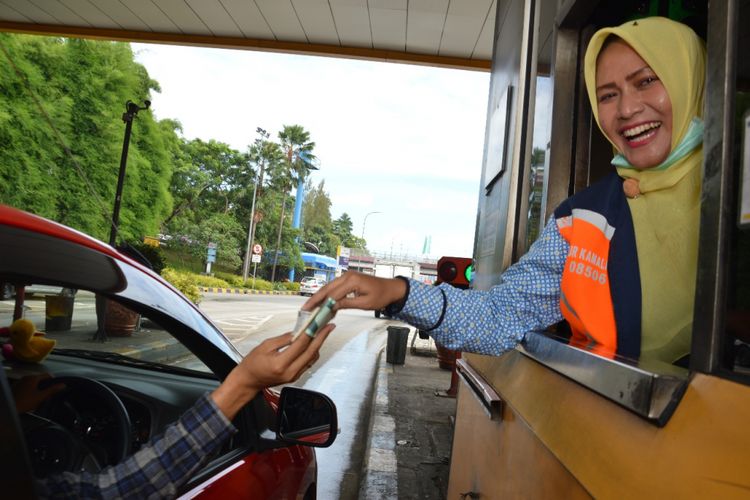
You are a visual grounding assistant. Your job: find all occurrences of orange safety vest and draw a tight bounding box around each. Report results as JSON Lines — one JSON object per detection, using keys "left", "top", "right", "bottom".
{"left": 554, "top": 173, "right": 642, "bottom": 360}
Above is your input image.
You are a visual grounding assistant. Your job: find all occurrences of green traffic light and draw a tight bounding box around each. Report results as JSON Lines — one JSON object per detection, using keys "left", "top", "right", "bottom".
{"left": 464, "top": 264, "right": 473, "bottom": 282}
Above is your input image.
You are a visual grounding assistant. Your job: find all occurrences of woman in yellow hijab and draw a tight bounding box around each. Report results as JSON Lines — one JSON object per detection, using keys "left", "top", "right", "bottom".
{"left": 582, "top": 17, "right": 705, "bottom": 362}
{"left": 305, "top": 17, "right": 706, "bottom": 365}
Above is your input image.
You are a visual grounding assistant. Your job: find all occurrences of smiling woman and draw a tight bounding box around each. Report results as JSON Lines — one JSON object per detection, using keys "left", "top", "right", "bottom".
{"left": 594, "top": 40, "right": 674, "bottom": 169}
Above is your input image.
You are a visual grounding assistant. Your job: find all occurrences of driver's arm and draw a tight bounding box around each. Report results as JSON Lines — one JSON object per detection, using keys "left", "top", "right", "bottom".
{"left": 36, "top": 327, "right": 333, "bottom": 499}
{"left": 36, "top": 392, "right": 234, "bottom": 499}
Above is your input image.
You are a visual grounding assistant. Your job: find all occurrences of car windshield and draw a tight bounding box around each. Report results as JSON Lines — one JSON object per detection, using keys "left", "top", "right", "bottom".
{"left": 0, "top": 285, "right": 211, "bottom": 374}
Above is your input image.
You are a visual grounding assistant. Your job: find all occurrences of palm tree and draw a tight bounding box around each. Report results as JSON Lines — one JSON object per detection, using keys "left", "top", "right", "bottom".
{"left": 271, "top": 125, "right": 316, "bottom": 281}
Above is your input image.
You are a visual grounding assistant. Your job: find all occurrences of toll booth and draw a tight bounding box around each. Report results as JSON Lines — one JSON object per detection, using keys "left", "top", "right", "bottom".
{"left": 448, "top": 0, "right": 750, "bottom": 497}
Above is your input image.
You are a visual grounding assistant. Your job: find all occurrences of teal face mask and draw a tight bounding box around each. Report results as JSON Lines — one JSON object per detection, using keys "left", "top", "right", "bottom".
{"left": 611, "top": 117, "right": 704, "bottom": 171}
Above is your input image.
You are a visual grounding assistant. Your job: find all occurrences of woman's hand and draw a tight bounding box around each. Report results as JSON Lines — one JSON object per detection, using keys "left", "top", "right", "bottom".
{"left": 211, "top": 325, "right": 334, "bottom": 420}
{"left": 303, "top": 271, "right": 408, "bottom": 312}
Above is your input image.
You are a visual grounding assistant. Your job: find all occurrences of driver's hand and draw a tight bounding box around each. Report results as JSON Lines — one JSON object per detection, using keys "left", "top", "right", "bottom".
{"left": 304, "top": 271, "right": 408, "bottom": 313}
{"left": 12, "top": 374, "right": 65, "bottom": 413}
{"left": 211, "top": 325, "right": 335, "bottom": 420}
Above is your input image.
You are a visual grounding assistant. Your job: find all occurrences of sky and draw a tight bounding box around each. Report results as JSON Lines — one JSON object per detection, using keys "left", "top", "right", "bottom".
{"left": 132, "top": 42, "right": 490, "bottom": 261}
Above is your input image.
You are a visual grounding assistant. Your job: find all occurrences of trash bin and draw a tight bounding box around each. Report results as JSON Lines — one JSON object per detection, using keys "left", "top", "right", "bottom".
{"left": 45, "top": 295, "right": 74, "bottom": 331}
{"left": 386, "top": 326, "right": 410, "bottom": 365}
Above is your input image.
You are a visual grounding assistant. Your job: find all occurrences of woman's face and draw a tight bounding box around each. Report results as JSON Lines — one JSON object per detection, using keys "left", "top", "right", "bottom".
{"left": 595, "top": 39, "right": 673, "bottom": 169}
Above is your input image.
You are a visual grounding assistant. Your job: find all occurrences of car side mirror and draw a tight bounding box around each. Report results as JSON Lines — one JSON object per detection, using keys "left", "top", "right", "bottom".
{"left": 276, "top": 387, "right": 337, "bottom": 448}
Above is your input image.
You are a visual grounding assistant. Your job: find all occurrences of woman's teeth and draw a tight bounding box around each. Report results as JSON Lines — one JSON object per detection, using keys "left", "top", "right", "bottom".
{"left": 622, "top": 122, "right": 661, "bottom": 139}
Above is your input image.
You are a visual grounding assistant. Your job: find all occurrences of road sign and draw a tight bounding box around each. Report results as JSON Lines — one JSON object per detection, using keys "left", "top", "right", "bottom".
{"left": 251, "top": 254, "right": 261, "bottom": 263}
{"left": 252, "top": 244, "right": 263, "bottom": 254}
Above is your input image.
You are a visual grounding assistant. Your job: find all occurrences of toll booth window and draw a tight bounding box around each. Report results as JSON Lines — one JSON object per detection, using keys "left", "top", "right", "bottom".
{"left": 524, "top": 77, "right": 553, "bottom": 251}
{"left": 726, "top": 3, "right": 750, "bottom": 377}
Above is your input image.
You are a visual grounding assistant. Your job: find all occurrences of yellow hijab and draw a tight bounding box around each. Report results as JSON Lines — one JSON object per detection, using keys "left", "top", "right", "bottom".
{"left": 583, "top": 17, "right": 706, "bottom": 363}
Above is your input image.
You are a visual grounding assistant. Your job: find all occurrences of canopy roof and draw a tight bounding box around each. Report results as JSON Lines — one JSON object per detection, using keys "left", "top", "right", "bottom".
{"left": 0, "top": 1, "right": 494, "bottom": 71}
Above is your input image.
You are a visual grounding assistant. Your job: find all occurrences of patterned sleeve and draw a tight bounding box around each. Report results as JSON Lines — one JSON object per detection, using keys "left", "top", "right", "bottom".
{"left": 38, "top": 392, "right": 237, "bottom": 499}
{"left": 396, "top": 217, "right": 568, "bottom": 356}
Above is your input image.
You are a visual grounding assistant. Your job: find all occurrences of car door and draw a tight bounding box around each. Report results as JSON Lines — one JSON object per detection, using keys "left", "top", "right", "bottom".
{"left": 0, "top": 366, "right": 38, "bottom": 499}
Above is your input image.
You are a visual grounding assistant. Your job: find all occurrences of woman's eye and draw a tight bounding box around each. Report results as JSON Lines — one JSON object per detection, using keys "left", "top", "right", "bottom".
{"left": 598, "top": 92, "right": 615, "bottom": 103}
{"left": 639, "top": 76, "right": 658, "bottom": 87}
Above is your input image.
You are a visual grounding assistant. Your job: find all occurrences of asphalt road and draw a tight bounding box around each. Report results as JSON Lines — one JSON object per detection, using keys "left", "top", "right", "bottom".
{"left": 199, "top": 292, "right": 394, "bottom": 500}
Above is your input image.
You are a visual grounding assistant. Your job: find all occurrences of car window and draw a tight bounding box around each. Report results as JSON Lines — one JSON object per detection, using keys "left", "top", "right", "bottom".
{"left": 0, "top": 285, "right": 211, "bottom": 373}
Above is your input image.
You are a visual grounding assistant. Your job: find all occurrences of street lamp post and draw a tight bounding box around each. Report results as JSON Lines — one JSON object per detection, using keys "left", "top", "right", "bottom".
{"left": 109, "top": 100, "right": 150, "bottom": 246}
{"left": 242, "top": 127, "right": 269, "bottom": 282}
{"left": 361, "top": 211, "right": 382, "bottom": 244}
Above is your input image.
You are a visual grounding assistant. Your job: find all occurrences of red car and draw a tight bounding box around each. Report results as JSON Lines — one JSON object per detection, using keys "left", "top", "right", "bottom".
{"left": 0, "top": 205, "right": 337, "bottom": 499}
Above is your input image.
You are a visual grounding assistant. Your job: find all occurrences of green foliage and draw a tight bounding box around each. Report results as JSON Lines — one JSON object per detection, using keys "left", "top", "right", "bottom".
{"left": 278, "top": 281, "right": 300, "bottom": 292}
{"left": 0, "top": 34, "right": 172, "bottom": 241}
{"left": 245, "top": 278, "right": 273, "bottom": 291}
{"left": 214, "top": 271, "right": 245, "bottom": 287}
{"left": 160, "top": 267, "right": 201, "bottom": 304}
{"left": 190, "top": 274, "right": 231, "bottom": 288}
{"left": 128, "top": 242, "right": 166, "bottom": 275}
{"left": 0, "top": 36, "right": 345, "bottom": 284}
{"left": 302, "top": 179, "right": 340, "bottom": 256}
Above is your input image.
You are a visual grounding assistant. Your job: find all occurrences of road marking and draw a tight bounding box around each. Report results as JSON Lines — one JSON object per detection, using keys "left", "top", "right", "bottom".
{"left": 214, "top": 314, "right": 271, "bottom": 340}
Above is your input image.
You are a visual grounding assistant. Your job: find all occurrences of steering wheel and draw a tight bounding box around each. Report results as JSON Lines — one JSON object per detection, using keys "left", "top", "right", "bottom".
{"left": 24, "top": 376, "right": 132, "bottom": 477}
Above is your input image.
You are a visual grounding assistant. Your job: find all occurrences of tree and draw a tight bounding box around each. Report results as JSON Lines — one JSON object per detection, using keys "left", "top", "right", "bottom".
{"left": 270, "top": 125, "right": 316, "bottom": 280}
{"left": 0, "top": 34, "right": 174, "bottom": 242}
{"left": 333, "top": 213, "right": 365, "bottom": 249}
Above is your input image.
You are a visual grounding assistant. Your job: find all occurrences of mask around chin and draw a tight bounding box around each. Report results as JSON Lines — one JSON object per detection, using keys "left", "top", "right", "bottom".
{"left": 611, "top": 118, "right": 704, "bottom": 171}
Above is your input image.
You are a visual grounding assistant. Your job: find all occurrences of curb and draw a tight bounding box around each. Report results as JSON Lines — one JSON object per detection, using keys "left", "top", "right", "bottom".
{"left": 200, "top": 287, "right": 297, "bottom": 296}
{"left": 112, "top": 338, "right": 186, "bottom": 365}
{"left": 359, "top": 350, "right": 398, "bottom": 499}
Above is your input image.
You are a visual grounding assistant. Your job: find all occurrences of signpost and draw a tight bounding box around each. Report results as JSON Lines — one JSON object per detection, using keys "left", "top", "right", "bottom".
{"left": 251, "top": 244, "right": 262, "bottom": 288}
{"left": 206, "top": 242, "right": 217, "bottom": 274}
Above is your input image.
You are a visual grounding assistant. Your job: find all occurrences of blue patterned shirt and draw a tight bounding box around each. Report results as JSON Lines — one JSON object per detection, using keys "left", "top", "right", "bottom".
{"left": 37, "top": 393, "right": 236, "bottom": 499}
{"left": 397, "top": 218, "right": 568, "bottom": 355}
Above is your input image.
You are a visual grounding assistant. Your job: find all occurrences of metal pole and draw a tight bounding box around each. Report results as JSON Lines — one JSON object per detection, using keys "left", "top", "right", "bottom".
{"left": 242, "top": 128, "right": 269, "bottom": 282}
{"left": 271, "top": 191, "right": 287, "bottom": 283}
{"left": 242, "top": 179, "right": 258, "bottom": 281}
{"left": 109, "top": 100, "right": 149, "bottom": 246}
{"left": 361, "top": 211, "right": 382, "bottom": 242}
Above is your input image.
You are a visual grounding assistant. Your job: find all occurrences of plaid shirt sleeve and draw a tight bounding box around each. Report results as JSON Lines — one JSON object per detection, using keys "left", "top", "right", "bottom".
{"left": 396, "top": 217, "right": 567, "bottom": 356}
{"left": 38, "top": 392, "right": 237, "bottom": 499}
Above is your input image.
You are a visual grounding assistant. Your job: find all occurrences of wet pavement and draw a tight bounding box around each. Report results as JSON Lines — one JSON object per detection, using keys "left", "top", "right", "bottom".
{"left": 359, "top": 334, "right": 456, "bottom": 499}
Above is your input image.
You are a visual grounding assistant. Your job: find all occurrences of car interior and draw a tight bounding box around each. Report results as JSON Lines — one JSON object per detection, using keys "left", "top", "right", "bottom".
{"left": 0, "top": 218, "right": 336, "bottom": 494}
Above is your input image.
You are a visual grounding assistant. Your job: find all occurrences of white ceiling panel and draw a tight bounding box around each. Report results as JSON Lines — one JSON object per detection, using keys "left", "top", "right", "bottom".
{"left": 255, "top": 0, "right": 307, "bottom": 42}
{"left": 60, "top": 0, "right": 119, "bottom": 29}
{"left": 406, "top": 10, "right": 445, "bottom": 55}
{"left": 87, "top": 0, "right": 150, "bottom": 31}
{"left": 370, "top": 7, "right": 405, "bottom": 51}
{"left": 409, "top": 0, "right": 449, "bottom": 14}
{"left": 329, "top": 0, "right": 366, "bottom": 5}
{"left": 219, "top": 0, "right": 273, "bottom": 39}
{"left": 28, "top": 0, "right": 89, "bottom": 26}
{"left": 152, "top": 0, "right": 211, "bottom": 35}
{"left": 0, "top": 0, "right": 494, "bottom": 68}
{"left": 2, "top": 0, "right": 57, "bottom": 23}
{"left": 330, "top": 3, "right": 371, "bottom": 47}
{"left": 369, "top": 0, "right": 406, "bottom": 9}
{"left": 440, "top": 13, "right": 484, "bottom": 57}
{"left": 292, "top": 0, "right": 339, "bottom": 45}
{"left": 448, "top": 0, "right": 493, "bottom": 17}
{"left": 473, "top": 2, "right": 494, "bottom": 59}
{"left": 120, "top": 0, "right": 180, "bottom": 32}
{"left": 185, "top": 0, "right": 242, "bottom": 37}
{"left": 0, "top": 3, "right": 32, "bottom": 22}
